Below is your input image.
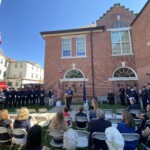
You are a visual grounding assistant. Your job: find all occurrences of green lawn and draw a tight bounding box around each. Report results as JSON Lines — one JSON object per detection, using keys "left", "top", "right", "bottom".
{"left": 0, "top": 103, "right": 143, "bottom": 150}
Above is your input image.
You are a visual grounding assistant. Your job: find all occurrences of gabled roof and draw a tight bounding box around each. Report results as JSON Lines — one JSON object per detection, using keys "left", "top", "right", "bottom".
{"left": 131, "top": 0, "right": 150, "bottom": 25}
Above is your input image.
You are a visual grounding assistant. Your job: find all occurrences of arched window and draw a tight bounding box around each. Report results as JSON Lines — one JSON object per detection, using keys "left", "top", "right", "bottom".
{"left": 113, "top": 67, "right": 136, "bottom": 77}
{"left": 65, "top": 69, "right": 84, "bottom": 79}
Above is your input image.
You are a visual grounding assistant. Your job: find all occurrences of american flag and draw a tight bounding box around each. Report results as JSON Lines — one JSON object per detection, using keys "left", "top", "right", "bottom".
{"left": 57, "top": 80, "right": 61, "bottom": 99}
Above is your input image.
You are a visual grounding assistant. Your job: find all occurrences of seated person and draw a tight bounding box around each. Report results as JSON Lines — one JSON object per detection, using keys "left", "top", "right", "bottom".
{"left": 13, "top": 107, "right": 31, "bottom": 138}
{"left": 63, "top": 129, "right": 78, "bottom": 150}
{"left": 105, "top": 126, "right": 124, "bottom": 150}
{"left": 75, "top": 106, "right": 87, "bottom": 128}
{"left": 89, "top": 99, "right": 99, "bottom": 120}
{"left": 127, "top": 97, "right": 140, "bottom": 118}
{"left": 63, "top": 107, "right": 71, "bottom": 126}
{"left": 0, "top": 109, "right": 13, "bottom": 145}
{"left": 21, "top": 124, "right": 50, "bottom": 150}
{"left": 49, "top": 109, "right": 68, "bottom": 144}
{"left": 89, "top": 108, "right": 111, "bottom": 150}
{"left": 107, "top": 91, "right": 115, "bottom": 105}
{"left": 117, "top": 110, "right": 137, "bottom": 150}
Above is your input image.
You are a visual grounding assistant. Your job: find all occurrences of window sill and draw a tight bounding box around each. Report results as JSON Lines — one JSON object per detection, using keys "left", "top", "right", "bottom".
{"left": 61, "top": 56, "right": 87, "bottom": 59}
{"left": 111, "top": 53, "right": 134, "bottom": 56}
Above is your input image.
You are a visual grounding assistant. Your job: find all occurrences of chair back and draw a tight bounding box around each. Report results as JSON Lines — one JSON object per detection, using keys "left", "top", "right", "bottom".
{"left": 49, "top": 130, "right": 64, "bottom": 138}
{"left": 76, "top": 130, "right": 89, "bottom": 138}
{"left": 108, "top": 118, "right": 122, "bottom": 124}
{"left": 15, "top": 109, "right": 20, "bottom": 113}
{"left": 0, "top": 127, "right": 10, "bottom": 134}
{"left": 115, "top": 109, "right": 126, "bottom": 114}
{"left": 134, "top": 119, "right": 142, "bottom": 128}
{"left": 64, "top": 116, "right": 72, "bottom": 122}
{"left": 11, "top": 128, "right": 27, "bottom": 137}
{"left": 75, "top": 117, "right": 88, "bottom": 122}
{"left": 129, "top": 109, "right": 142, "bottom": 114}
{"left": 121, "top": 133, "right": 140, "bottom": 141}
{"left": 38, "top": 108, "right": 48, "bottom": 113}
{"left": 28, "top": 109, "right": 36, "bottom": 114}
{"left": 144, "top": 119, "right": 150, "bottom": 129}
{"left": 103, "top": 109, "right": 113, "bottom": 119}
{"left": 92, "top": 132, "right": 106, "bottom": 141}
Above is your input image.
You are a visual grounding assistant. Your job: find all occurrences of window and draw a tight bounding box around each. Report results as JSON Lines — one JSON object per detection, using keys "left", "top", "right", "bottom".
{"left": 62, "top": 38, "right": 71, "bottom": 57}
{"left": 0, "top": 70, "right": 1, "bottom": 74}
{"left": 65, "top": 69, "right": 84, "bottom": 78}
{"left": 113, "top": 67, "right": 136, "bottom": 77}
{"left": 19, "top": 72, "right": 22, "bottom": 77}
{"left": 76, "top": 37, "right": 86, "bottom": 56}
{"left": 36, "top": 74, "right": 38, "bottom": 79}
{"left": 3, "top": 71, "right": 6, "bottom": 77}
{"left": 111, "top": 30, "right": 132, "bottom": 55}
{"left": 5, "top": 61, "right": 7, "bottom": 67}
{"left": 14, "top": 72, "right": 17, "bottom": 77}
{"left": 20, "top": 63, "right": 23, "bottom": 68}
{"left": 31, "top": 73, "right": 33, "bottom": 78}
{"left": 15, "top": 82, "right": 19, "bottom": 86}
{"left": 15, "top": 63, "right": 18, "bottom": 68}
{"left": 0, "top": 59, "right": 3, "bottom": 64}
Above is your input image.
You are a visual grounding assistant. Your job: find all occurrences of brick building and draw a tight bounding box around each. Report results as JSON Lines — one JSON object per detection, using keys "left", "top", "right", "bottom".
{"left": 41, "top": 1, "right": 150, "bottom": 100}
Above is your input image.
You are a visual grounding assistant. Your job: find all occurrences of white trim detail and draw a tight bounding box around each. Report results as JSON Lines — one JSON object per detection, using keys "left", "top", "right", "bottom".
{"left": 61, "top": 56, "right": 87, "bottom": 59}
{"left": 111, "top": 53, "right": 134, "bottom": 56}
{"left": 147, "top": 41, "right": 150, "bottom": 46}
{"left": 64, "top": 68, "right": 85, "bottom": 79}
{"left": 112, "top": 66, "right": 138, "bottom": 78}
{"left": 109, "top": 77, "right": 138, "bottom": 81}
{"left": 60, "top": 78, "right": 89, "bottom": 82}
{"left": 107, "top": 27, "right": 131, "bottom": 32}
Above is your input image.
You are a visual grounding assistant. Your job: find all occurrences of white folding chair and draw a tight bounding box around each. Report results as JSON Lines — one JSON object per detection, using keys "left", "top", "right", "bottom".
{"left": 75, "top": 117, "right": 88, "bottom": 130}
{"left": 108, "top": 118, "right": 122, "bottom": 128}
{"left": 64, "top": 116, "right": 72, "bottom": 128}
{"left": 0, "top": 127, "right": 12, "bottom": 150}
{"left": 48, "top": 130, "right": 64, "bottom": 150}
{"left": 76, "top": 130, "right": 89, "bottom": 149}
{"left": 115, "top": 109, "right": 125, "bottom": 118}
{"left": 35, "top": 116, "right": 49, "bottom": 127}
{"left": 121, "top": 133, "right": 140, "bottom": 150}
{"left": 92, "top": 132, "right": 106, "bottom": 150}
{"left": 103, "top": 109, "right": 113, "bottom": 119}
{"left": 134, "top": 119, "right": 142, "bottom": 129}
{"left": 144, "top": 120, "right": 150, "bottom": 129}
{"left": 11, "top": 128, "right": 27, "bottom": 150}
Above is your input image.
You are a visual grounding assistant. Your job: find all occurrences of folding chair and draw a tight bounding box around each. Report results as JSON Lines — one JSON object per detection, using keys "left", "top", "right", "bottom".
{"left": 28, "top": 109, "right": 36, "bottom": 114}
{"left": 141, "top": 134, "right": 150, "bottom": 150}
{"left": 115, "top": 109, "right": 125, "bottom": 118}
{"left": 76, "top": 130, "right": 89, "bottom": 149}
{"left": 103, "top": 109, "right": 113, "bottom": 119}
{"left": 11, "top": 128, "right": 27, "bottom": 150}
{"left": 64, "top": 116, "right": 72, "bottom": 128}
{"left": 121, "top": 133, "right": 140, "bottom": 150}
{"left": 108, "top": 118, "right": 122, "bottom": 127}
{"left": 129, "top": 109, "right": 142, "bottom": 115}
{"left": 0, "top": 127, "right": 12, "bottom": 150}
{"left": 48, "top": 130, "right": 64, "bottom": 150}
{"left": 134, "top": 119, "right": 142, "bottom": 129}
{"left": 35, "top": 116, "right": 49, "bottom": 127}
{"left": 38, "top": 108, "right": 48, "bottom": 113}
{"left": 144, "top": 120, "right": 150, "bottom": 129}
{"left": 92, "top": 132, "right": 107, "bottom": 150}
{"left": 75, "top": 117, "right": 88, "bottom": 130}
{"left": 15, "top": 109, "right": 20, "bottom": 114}
{"left": 38, "top": 108, "right": 50, "bottom": 122}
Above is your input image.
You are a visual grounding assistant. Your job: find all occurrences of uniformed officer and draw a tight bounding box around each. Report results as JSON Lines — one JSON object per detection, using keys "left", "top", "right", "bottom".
{"left": 107, "top": 90, "right": 115, "bottom": 105}
{"left": 126, "top": 85, "right": 131, "bottom": 105}
{"left": 16, "top": 88, "right": 21, "bottom": 107}
{"left": 39, "top": 87, "right": 45, "bottom": 105}
{"left": 119, "top": 85, "right": 125, "bottom": 105}
{"left": 140, "top": 86, "right": 148, "bottom": 111}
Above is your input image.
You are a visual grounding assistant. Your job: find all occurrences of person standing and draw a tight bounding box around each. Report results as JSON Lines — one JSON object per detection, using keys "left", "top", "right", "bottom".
{"left": 147, "top": 83, "right": 150, "bottom": 104}
{"left": 140, "top": 86, "right": 148, "bottom": 111}
{"left": 119, "top": 85, "right": 125, "bottom": 105}
{"left": 39, "top": 87, "right": 45, "bottom": 105}
{"left": 49, "top": 89, "right": 54, "bottom": 105}
{"left": 107, "top": 90, "right": 115, "bottom": 105}
{"left": 126, "top": 85, "right": 131, "bottom": 105}
{"left": 65, "top": 87, "right": 73, "bottom": 110}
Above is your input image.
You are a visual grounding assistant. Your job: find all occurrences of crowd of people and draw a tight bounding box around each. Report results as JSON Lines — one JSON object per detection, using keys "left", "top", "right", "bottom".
{"left": 0, "top": 87, "right": 46, "bottom": 108}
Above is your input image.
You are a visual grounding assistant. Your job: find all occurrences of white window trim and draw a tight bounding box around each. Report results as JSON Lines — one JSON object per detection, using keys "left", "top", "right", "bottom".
{"left": 60, "top": 78, "right": 89, "bottom": 82}
{"left": 108, "top": 77, "right": 138, "bottom": 81}
{"left": 61, "top": 56, "right": 87, "bottom": 59}
{"left": 62, "top": 38, "right": 72, "bottom": 57}
{"left": 76, "top": 36, "right": 86, "bottom": 57}
{"left": 110, "top": 29, "right": 133, "bottom": 55}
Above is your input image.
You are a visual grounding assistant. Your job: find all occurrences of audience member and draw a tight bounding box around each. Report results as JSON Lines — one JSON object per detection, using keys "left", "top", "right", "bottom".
{"left": 0, "top": 109, "right": 12, "bottom": 145}
{"left": 89, "top": 108, "right": 111, "bottom": 150}
{"left": 49, "top": 109, "right": 68, "bottom": 143}
{"left": 13, "top": 107, "right": 31, "bottom": 133}
{"left": 89, "top": 99, "right": 99, "bottom": 120}
{"left": 117, "top": 110, "right": 136, "bottom": 150}
{"left": 105, "top": 126, "right": 124, "bottom": 150}
{"left": 21, "top": 124, "right": 50, "bottom": 150}
{"left": 75, "top": 105, "right": 87, "bottom": 128}
{"left": 63, "top": 129, "right": 78, "bottom": 150}
{"left": 63, "top": 107, "right": 71, "bottom": 126}
{"left": 127, "top": 97, "right": 140, "bottom": 111}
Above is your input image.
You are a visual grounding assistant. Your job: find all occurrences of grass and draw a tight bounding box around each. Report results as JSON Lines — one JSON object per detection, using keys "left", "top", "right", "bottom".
{"left": 0, "top": 103, "right": 143, "bottom": 150}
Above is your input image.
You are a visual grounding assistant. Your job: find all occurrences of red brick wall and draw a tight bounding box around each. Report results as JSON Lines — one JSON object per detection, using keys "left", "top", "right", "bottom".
{"left": 132, "top": 1, "right": 150, "bottom": 87}
{"left": 44, "top": 4, "right": 137, "bottom": 100}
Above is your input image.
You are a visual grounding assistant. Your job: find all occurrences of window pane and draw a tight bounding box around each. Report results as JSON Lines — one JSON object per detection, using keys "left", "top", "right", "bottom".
{"left": 112, "top": 43, "right": 121, "bottom": 54}
{"left": 120, "top": 31, "right": 129, "bottom": 41}
{"left": 76, "top": 37, "right": 85, "bottom": 56}
{"left": 122, "top": 43, "right": 130, "bottom": 53}
{"left": 111, "top": 32, "right": 120, "bottom": 43}
{"left": 62, "top": 38, "right": 71, "bottom": 57}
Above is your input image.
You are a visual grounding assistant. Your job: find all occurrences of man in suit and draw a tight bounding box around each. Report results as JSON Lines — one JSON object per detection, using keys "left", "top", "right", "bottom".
{"left": 89, "top": 108, "right": 112, "bottom": 150}
{"left": 65, "top": 87, "right": 73, "bottom": 110}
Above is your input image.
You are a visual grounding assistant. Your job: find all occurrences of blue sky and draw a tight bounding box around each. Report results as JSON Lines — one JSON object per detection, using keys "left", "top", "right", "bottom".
{"left": 0, "top": 0, "right": 148, "bottom": 67}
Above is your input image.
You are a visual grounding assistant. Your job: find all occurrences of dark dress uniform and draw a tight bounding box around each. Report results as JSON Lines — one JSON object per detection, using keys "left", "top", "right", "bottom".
{"left": 147, "top": 88, "right": 150, "bottom": 104}
{"left": 4, "top": 89, "right": 12, "bottom": 108}
{"left": 141, "top": 88, "right": 148, "bottom": 111}
{"left": 20, "top": 89, "right": 25, "bottom": 106}
{"left": 119, "top": 87, "right": 125, "bottom": 105}
{"left": 126, "top": 87, "right": 131, "bottom": 105}
{"left": 39, "top": 88, "right": 45, "bottom": 105}
{"left": 34, "top": 89, "right": 39, "bottom": 104}
{"left": 16, "top": 89, "right": 21, "bottom": 107}
{"left": 107, "top": 92, "right": 115, "bottom": 105}
{"left": 23, "top": 89, "right": 28, "bottom": 106}
{"left": 30, "top": 89, "right": 35, "bottom": 105}
{"left": 11, "top": 88, "right": 16, "bottom": 107}
{"left": 65, "top": 88, "right": 73, "bottom": 110}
